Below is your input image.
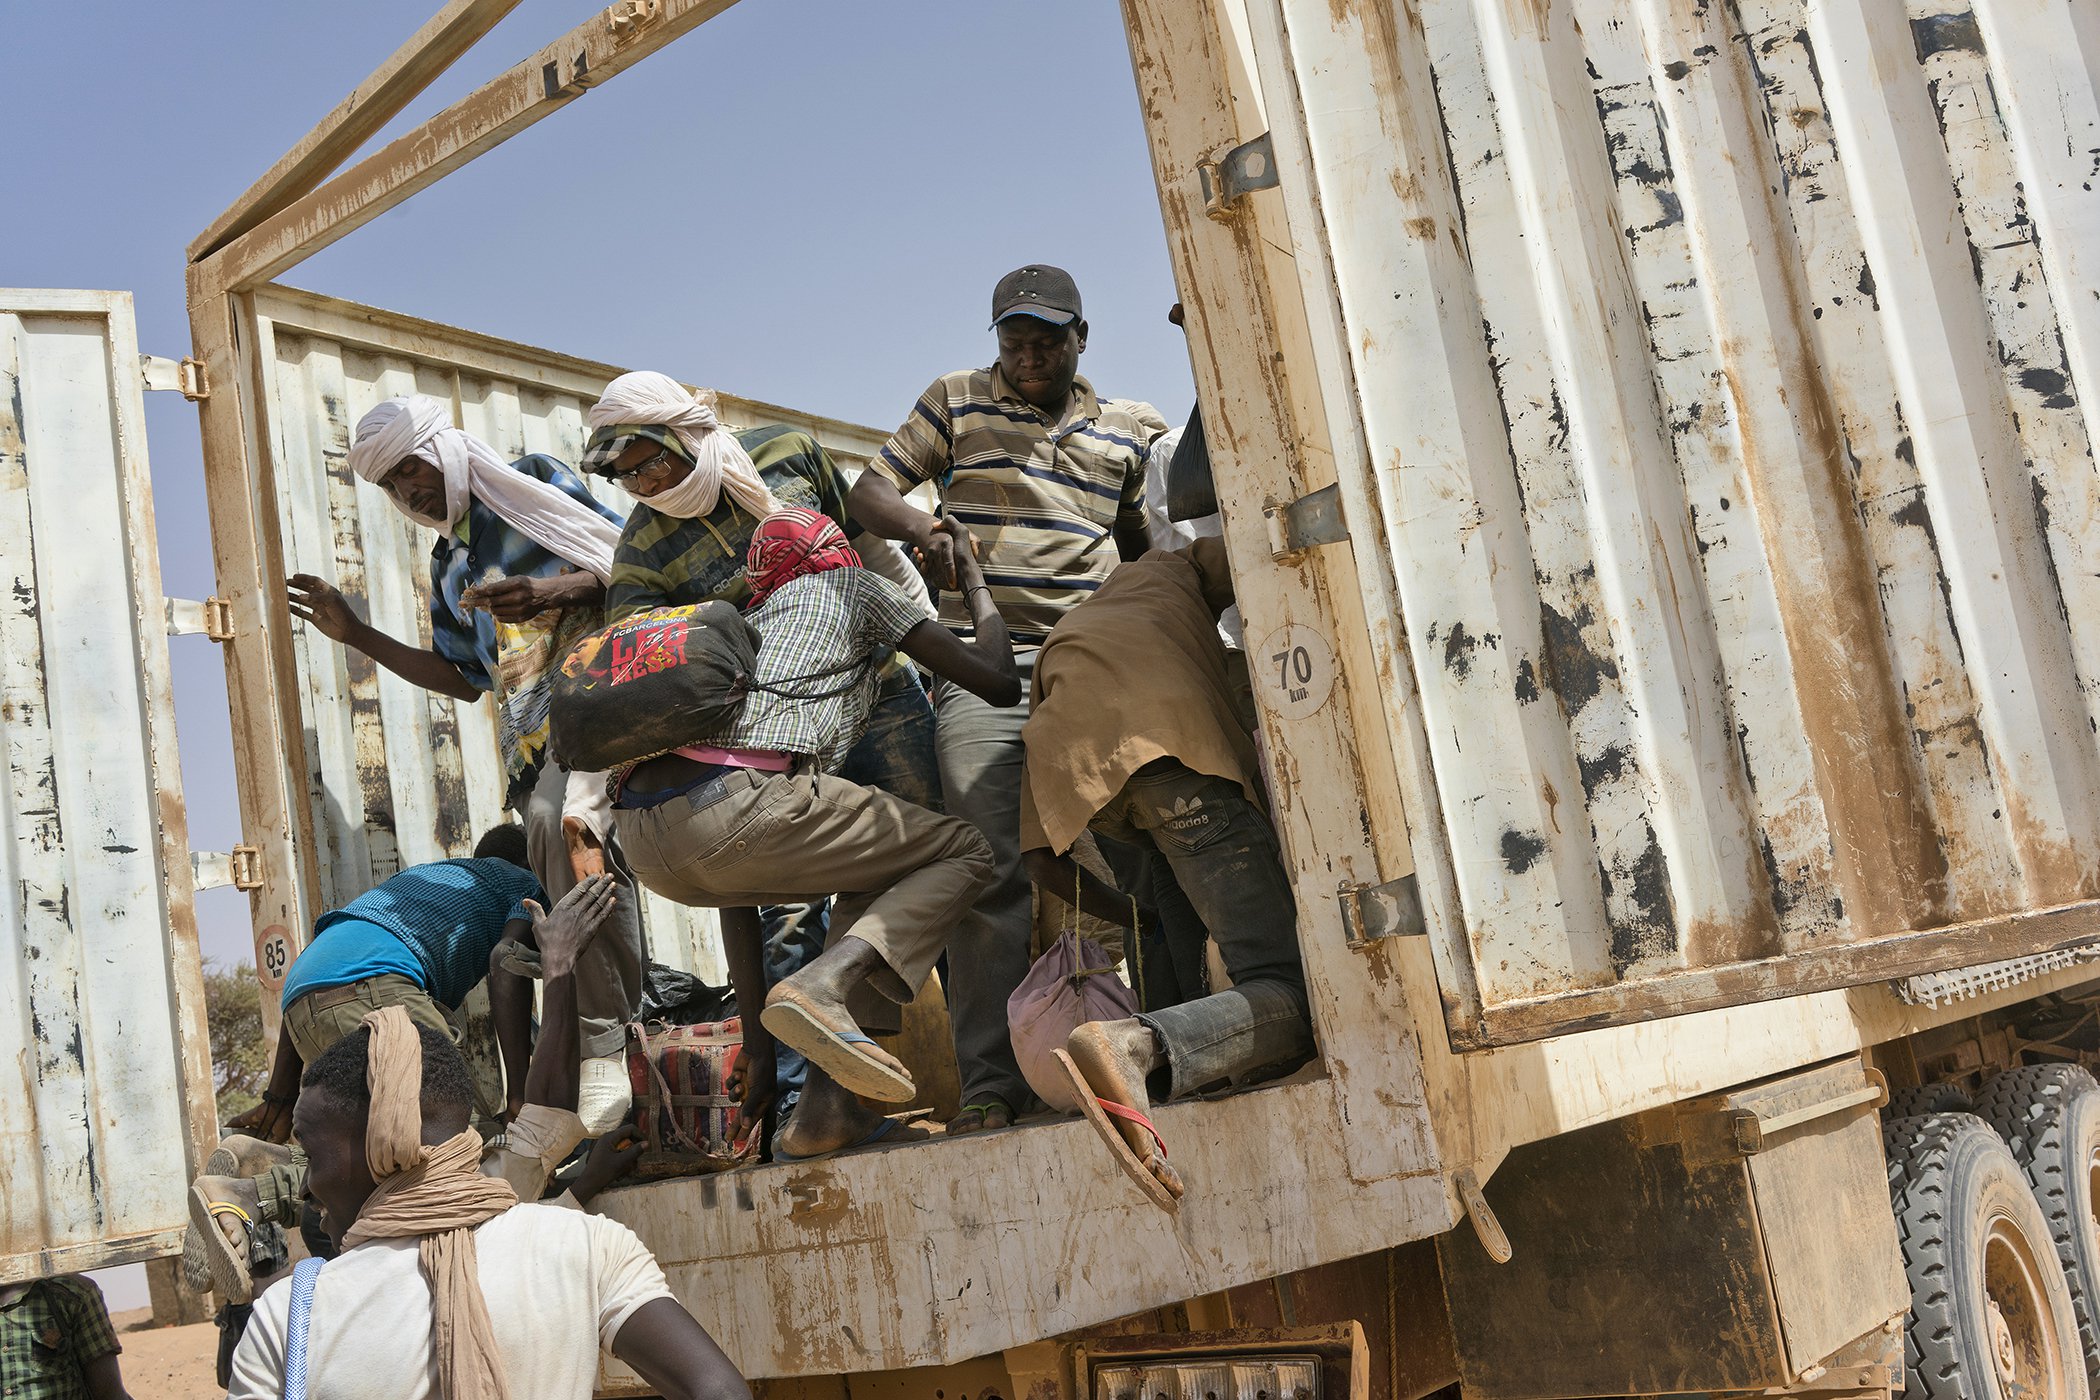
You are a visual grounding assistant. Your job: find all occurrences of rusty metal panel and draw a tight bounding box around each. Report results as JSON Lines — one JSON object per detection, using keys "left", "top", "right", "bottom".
{"left": 0, "top": 289, "right": 215, "bottom": 1280}
{"left": 1245, "top": 0, "right": 2100, "bottom": 1044}
{"left": 247, "top": 283, "right": 890, "bottom": 982}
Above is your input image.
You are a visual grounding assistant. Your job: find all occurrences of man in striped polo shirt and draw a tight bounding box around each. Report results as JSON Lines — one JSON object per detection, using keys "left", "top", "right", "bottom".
{"left": 848, "top": 264, "right": 1166, "bottom": 1133}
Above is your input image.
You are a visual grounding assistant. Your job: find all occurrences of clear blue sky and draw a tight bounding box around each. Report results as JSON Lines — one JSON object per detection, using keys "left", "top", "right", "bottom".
{"left": 3, "top": 0, "right": 1195, "bottom": 974}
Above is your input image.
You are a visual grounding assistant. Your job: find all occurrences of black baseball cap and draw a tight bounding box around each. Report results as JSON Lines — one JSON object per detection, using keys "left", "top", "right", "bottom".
{"left": 990, "top": 265, "right": 1082, "bottom": 328}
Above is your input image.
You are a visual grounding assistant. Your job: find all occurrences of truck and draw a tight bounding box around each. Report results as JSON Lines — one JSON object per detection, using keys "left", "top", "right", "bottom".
{"left": 6, "top": 1, "right": 2100, "bottom": 1399}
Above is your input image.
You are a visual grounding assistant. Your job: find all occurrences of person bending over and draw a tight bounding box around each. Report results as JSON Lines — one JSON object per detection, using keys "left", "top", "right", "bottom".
{"left": 1020, "top": 537, "right": 1313, "bottom": 1207}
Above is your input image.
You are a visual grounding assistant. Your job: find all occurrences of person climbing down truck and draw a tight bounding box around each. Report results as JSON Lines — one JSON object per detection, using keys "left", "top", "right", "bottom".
{"left": 604, "top": 508, "right": 1020, "bottom": 1155}
{"left": 1019, "top": 536, "right": 1313, "bottom": 1207}
{"left": 286, "top": 394, "right": 645, "bottom": 1135}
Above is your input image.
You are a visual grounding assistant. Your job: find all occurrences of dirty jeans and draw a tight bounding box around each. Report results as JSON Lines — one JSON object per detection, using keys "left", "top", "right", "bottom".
{"left": 758, "top": 666, "right": 942, "bottom": 1111}
{"left": 616, "top": 766, "right": 992, "bottom": 1036}
{"left": 934, "top": 650, "right": 1038, "bottom": 1112}
{"left": 1094, "top": 833, "right": 1210, "bottom": 1012}
{"left": 1091, "top": 759, "right": 1314, "bottom": 1099}
{"left": 526, "top": 760, "right": 646, "bottom": 1061}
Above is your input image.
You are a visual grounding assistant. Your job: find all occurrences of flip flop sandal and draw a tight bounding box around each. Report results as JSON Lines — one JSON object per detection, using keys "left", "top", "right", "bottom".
{"left": 187, "top": 1184, "right": 260, "bottom": 1303}
{"left": 761, "top": 991, "right": 916, "bottom": 1103}
{"left": 1052, "top": 1048, "right": 1179, "bottom": 1213}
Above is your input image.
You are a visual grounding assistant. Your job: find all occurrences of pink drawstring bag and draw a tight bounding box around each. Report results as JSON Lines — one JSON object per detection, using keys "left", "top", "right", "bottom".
{"left": 1009, "top": 927, "right": 1139, "bottom": 1113}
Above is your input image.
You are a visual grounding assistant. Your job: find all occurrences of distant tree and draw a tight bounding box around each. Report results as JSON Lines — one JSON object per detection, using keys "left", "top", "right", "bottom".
{"left": 205, "top": 962, "right": 268, "bottom": 1125}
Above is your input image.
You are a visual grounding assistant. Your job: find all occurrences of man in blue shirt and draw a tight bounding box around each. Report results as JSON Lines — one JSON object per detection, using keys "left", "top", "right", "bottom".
{"left": 285, "top": 394, "right": 642, "bottom": 1133}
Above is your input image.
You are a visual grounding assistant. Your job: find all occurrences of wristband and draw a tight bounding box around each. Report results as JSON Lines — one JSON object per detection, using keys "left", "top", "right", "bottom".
{"left": 967, "top": 585, "right": 994, "bottom": 601}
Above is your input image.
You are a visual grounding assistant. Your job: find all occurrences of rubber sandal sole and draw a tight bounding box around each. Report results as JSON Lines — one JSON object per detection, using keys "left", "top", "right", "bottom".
{"left": 186, "top": 1182, "right": 255, "bottom": 1303}
{"left": 760, "top": 993, "right": 915, "bottom": 1103}
{"left": 1052, "top": 1049, "right": 1179, "bottom": 1213}
{"left": 774, "top": 1116, "right": 927, "bottom": 1163}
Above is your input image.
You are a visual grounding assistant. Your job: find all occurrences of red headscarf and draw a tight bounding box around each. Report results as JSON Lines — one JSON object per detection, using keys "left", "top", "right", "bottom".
{"left": 745, "top": 506, "right": 862, "bottom": 606}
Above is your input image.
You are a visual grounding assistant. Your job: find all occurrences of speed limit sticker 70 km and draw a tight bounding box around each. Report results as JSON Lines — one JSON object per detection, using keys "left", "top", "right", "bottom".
{"left": 1258, "top": 623, "right": 1336, "bottom": 720}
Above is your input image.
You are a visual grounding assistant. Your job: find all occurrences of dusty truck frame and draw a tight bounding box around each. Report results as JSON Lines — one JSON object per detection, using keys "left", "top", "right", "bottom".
{"left": 9, "top": 0, "right": 2100, "bottom": 1394}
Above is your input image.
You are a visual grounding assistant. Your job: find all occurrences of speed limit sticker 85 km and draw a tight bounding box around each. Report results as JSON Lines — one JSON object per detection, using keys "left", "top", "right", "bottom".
{"left": 1258, "top": 623, "right": 1336, "bottom": 720}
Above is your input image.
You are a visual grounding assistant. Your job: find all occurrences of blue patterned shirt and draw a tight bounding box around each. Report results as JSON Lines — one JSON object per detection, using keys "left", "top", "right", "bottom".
{"left": 428, "top": 454, "right": 624, "bottom": 691}
{"left": 303, "top": 858, "right": 545, "bottom": 1010}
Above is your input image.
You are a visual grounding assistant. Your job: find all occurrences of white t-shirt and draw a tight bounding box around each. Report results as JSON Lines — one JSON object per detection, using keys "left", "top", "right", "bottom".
{"left": 227, "top": 1204, "right": 673, "bottom": 1400}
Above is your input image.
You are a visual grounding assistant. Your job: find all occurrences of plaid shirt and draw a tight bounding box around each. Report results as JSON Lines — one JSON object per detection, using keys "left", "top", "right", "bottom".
{"left": 605, "top": 427, "right": 859, "bottom": 623}
{"left": 0, "top": 1277, "right": 120, "bottom": 1400}
{"left": 868, "top": 366, "right": 1164, "bottom": 643}
{"left": 706, "top": 569, "right": 928, "bottom": 770}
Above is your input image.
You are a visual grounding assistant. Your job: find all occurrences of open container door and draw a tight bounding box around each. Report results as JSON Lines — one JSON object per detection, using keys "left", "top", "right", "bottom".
{"left": 1232, "top": 0, "right": 2100, "bottom": 1047}
{"left": 0, "top": 289, "right": 216, "bottom": 1279}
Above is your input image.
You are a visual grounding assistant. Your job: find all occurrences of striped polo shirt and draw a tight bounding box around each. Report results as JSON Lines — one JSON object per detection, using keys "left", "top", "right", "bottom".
{"left": 868, "top": 365, "right": 1165, "bottom": 644}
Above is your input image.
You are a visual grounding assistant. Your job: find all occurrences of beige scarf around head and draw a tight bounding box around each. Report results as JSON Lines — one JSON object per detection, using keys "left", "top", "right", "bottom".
{"left": 341, "top": 1007, "right": 519, "bottom": 1400}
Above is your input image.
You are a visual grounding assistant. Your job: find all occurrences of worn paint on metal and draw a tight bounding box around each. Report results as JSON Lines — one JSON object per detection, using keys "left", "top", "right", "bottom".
{"left": 249, "top": 284, "right": 889, "bottom": 981}
{"left": 1261, "top": 0, "right": 2100, "bottom": 1043}
{"left": 0, "top": 290, "right": 214, "bottom": 1281}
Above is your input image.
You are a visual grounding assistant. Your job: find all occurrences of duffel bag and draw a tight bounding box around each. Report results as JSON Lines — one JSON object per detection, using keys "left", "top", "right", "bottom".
{"left": 626, "top": 1016, "right": 760, "bottom": 1178}
{"left": 549, "top": 601, "right": 760, "bottom": 772}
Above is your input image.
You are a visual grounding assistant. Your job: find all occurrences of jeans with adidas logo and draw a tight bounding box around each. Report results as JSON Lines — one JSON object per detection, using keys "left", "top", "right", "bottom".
{"left": 1089, "top": 758, "right": 1314, "bottom": 1099}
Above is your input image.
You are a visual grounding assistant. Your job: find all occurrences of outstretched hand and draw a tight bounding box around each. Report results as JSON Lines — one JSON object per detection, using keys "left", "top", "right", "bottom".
{"left": 287, "top": 574, "right": 360, "bottom": 643}
{"left": 938, "top": 515, "right": 986, "bottom": 591}
{"left": 526, "top": 874, "right": 619, "bottom": 979}
{"left": 227, "top": 1096, "right": 295, "bottom": 1144}
{"left": 910, "top": 517, "right": 959, "bottom": 592}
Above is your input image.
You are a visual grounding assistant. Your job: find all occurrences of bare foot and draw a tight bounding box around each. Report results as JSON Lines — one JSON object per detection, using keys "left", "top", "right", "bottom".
{"left": 776, "top": 1071, "right": 926, "bottom": 1158}
{"left": 1066, "top": 1020, "right": 1184, "bottom": 1200}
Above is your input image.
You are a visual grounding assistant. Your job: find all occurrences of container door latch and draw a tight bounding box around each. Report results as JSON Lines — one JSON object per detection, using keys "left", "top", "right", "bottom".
{"left": 1199, "top": 132, "right": 1280, "bottom": 218}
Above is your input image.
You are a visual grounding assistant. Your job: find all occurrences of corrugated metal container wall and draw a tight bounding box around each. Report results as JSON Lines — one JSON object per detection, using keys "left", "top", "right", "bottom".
{"left": 247, "top": 286, "right": 890, "bottom": 985}
{"left": 1238, "top": 0, "right": 2100, "bottom": 1045}
{"left": 0, "top": 290, "right": 215, "bottom": 1280}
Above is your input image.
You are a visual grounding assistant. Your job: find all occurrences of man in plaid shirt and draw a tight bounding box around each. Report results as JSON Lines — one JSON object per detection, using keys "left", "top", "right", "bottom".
{"left": 610, "top": 509, "right": 1020, "bottom": 1155}
{"left": 0, "top": 1274, "right": 130, "bottom": 1400}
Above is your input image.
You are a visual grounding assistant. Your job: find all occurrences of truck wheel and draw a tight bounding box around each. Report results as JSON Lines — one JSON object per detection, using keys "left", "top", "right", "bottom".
{"left": 1978, "top": 1073, "right": 2100, "bottom": 1387}
{"left": 1891, "top": 1083, "right": 1979, "bottom": 1118}
{"left": 1977, "top": 1066, "right": 2100, "bottom": 1140}
{"left": 1886, "top": 1113, "right": 2089, "bottom": 1400}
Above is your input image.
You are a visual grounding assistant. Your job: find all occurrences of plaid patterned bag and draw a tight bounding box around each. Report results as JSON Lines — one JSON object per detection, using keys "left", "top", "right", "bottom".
{"left": 626, "top": 1017, "right": 760, "bottom": 1177}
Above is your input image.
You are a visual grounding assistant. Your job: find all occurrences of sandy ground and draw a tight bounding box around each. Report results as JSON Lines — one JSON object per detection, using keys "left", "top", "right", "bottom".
{"left": 110, "top": 1307, "right": 221, "bottom": 1400}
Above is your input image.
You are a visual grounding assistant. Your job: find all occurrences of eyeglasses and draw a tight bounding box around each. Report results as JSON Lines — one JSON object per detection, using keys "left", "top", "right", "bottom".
{"left": 609, "top": 444, "right": 676, "bottom": 487}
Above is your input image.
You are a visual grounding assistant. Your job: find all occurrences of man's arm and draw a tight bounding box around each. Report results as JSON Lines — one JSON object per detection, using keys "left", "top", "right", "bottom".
{"left": 488, "top": 917, "right": 538, "bottom": 1121}
{"left": 1114, "top": 517, "right": 1152, "bottom": 563}
{"left": 1025, "top": 848, "right": 1140, "bottom": 928}
{"left": 610, "top": 1298, "right": 753, "bottom": 1400}
{"left": 895, "top": 519, "right": 1018, "bottom": 706}
{"left": 225, "top": 1027, "right": 303, "bottom": 1142}
{"left": 287, "top": 574, "right": 482, "bottom": 702}
{"left": 847, "top": 471, "right": 955, "bottom": 590}
{"left": 717, "top": 907, "right": 775, "bottom": 1128}
{"left": 81, "top": 1353, "right": 131, "bottom": 1400}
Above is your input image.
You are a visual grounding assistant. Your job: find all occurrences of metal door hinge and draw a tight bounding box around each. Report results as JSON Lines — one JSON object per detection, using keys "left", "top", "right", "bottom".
{"left": 193, "top": 845, "right": 264, "bottom": 892}
{"left": 165, "top": 596, "right": 234, "bottom": 642}
{"left": 1265, "top": 484, "right": 1348, "bottom": 559}
{"left": 1199, "top": 131, "right": 1280, "bottom": 218}
{"left": 1340, "top": 873, "right": 1425, "bottom": 947}
{"left": 140, "top": 355, "right": 209, "bottom": 401}
{"left": 605, "top": 0, "right": 662, "bottom": 43}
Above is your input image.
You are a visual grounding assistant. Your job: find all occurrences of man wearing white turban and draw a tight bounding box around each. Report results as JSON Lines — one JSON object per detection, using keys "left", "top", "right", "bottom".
{"left": 287, "top": 394, "right": 642, "bottom": 1133}
{"left": 582, "top": 371, "right": 946, "bottom": 1161}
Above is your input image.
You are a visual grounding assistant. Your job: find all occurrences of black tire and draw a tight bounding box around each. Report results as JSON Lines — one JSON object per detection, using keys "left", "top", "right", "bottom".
{"left": 1980, "top": 1076, "right": 2100, "bottom": 1387}
{"left": 1892, "top": 1082, "right": 1980, "bottom": 1118}
{"left": 1886, "top": 1112, "right": 2089, "bottom": 1400}
{"left": 1977, "top": 1066, "right": 2100, "bottom": 1142}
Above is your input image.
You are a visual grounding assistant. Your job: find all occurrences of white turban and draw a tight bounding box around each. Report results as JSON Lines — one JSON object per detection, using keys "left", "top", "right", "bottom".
{"left": 346, "top": 396, "right": 622, "bottom": 584}
{"left": 586, "top": 371, "right": 781, "bottom": 521}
